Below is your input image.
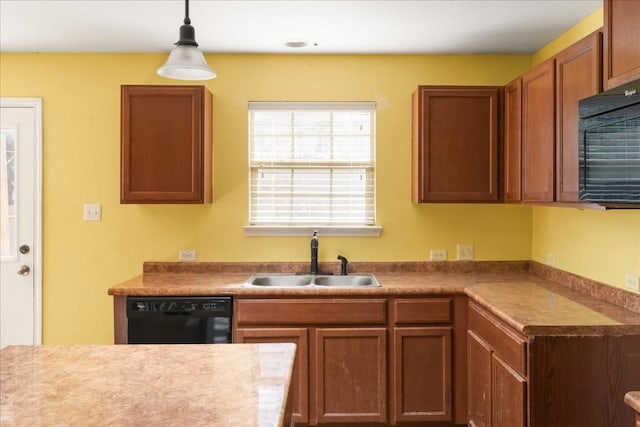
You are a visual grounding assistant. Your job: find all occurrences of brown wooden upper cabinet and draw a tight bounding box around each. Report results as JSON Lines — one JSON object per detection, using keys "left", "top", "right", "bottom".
{"left": 603, "top": 0, "right": 640, "bottom": 89}
{"left": 121, "top": 85, "right": 212, "bottom": 204}
{"left": 412, "top": 86, "right": 501, "bottom": 203}
{"left": 555, "top": 31, "right": 602, "bottom": 202}
{"left": 504, "top": 32, "right": 602, "bottom": 205}
{"left": 503, "top": 78, "right": 522, "bottom": 202}
{"left": 522, "top": 59, "right": 556, "bottom": 203}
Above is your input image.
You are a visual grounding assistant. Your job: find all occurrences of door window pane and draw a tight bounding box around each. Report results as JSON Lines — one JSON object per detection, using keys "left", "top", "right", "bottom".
{"left": 0, "top": 128, "right": 17, "bottom": 259}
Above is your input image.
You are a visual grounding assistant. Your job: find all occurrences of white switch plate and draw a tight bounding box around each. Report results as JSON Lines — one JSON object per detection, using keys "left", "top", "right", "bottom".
{"left": 625, "top": 274, "right": 640, "bottom": 292}
{"left": 430, "top": 249, "right": 447, "bottom": 261}
{"left": 83, "top": 203, "right": 101, "bottom": 221}
{"left": 456, "top": 244, "right": 474, "bottom": 261}
{"left": 179, "top": 250, "right": 196, "bottom": 261}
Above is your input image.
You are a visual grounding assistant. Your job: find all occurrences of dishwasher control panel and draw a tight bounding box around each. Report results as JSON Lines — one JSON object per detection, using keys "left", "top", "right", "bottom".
{"left": 127, "top": 297, "right": 232, "bottom": 316}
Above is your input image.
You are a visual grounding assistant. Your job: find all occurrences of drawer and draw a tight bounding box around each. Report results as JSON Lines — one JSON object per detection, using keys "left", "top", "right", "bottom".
{"left": 468, "top": 301, "right": 527, "bottom": 375}
{"left": 393, "top": 298, "right": 452, "bottom": 324}
{"left": 235, "top": 298, "right": 387, "bottom": 325}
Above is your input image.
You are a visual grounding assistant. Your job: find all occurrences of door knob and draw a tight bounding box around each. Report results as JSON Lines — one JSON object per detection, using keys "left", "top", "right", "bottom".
{"left": 17, "top": 265, "right": 31, "bottom": 276}
{"left": 19, "top": 245, "right": 30, "bottom": 254}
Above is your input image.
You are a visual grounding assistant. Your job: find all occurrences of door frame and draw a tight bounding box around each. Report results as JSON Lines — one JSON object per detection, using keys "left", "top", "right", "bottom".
{"left": 1, "top": 97, "right": 43, "bottom": 344}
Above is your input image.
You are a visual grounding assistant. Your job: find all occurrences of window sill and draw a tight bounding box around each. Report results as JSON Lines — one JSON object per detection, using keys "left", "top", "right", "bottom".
{"left": 243, "top": 225, "right": 383, "bottom": 237}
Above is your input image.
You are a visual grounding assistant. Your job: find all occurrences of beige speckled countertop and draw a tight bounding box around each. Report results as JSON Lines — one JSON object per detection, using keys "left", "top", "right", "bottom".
{"left": 108, "top": 261, "right": 640, "bottom": 336}
{"left": 0, "top": 343, "right": 295, "bottom": 427}
{"left": 625, "top": 391, "right": 640, "bottom": 414}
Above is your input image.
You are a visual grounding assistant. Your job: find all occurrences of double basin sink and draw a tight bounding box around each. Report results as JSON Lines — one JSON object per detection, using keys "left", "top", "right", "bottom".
{"left": 244, "top": 273, "right": 381, "bottom": 288}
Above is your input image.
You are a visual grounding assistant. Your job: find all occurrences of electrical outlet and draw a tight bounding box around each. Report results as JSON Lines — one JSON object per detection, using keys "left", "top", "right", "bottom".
{"left": 625, "top": 274, "right": 640, "bottom": 292}
{"left": 546, "top": 253, "right": 556, "bottom": 267}
{"left": 456, "top": 244, "right": 474, "bottom": 261}
{"left": 83, "top": 203, "right": 101, "bottom": 221}
{"left": 179, "top": 250, "right": 196, "bottom": 261}
{"left": 430, "top": 250, "right": 447, "bottom": 261}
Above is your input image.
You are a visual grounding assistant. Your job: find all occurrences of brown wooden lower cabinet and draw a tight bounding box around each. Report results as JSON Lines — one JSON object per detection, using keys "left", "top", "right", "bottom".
{"left": 492, "top": 353, "right": 526, "bottom": 427}
{"left": 467, "top": 330, "right": 492, "bottom": 427}
{"left": 234, "top": 298, "right": 390, "bottom": 426}
{"left": 234, "top": 296, "right": 463, "bottom": 426}
{"left": 392, "top": 327, "right": 452, "bottom": 423}
{"left": 233, "top": 328, "right": 309, "bottom": 424}
{"left": 468, "top": 300, "right": 640, "bottom": 427}
{"left": 467, "top": 302, "right": 528, "bottom": 427}
{"left": 315, "top": 328, "right": 387, "bottom": 424}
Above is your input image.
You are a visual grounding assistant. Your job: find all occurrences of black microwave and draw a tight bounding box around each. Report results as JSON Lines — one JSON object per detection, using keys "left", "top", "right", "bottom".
{"left": 578, "top": 79, "right": 640, "bottom": 207}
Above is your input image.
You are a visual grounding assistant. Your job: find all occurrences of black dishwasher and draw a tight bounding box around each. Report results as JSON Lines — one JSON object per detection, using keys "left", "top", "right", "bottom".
{"left": 126, "top": 296, "right": 232, "bottom": 344}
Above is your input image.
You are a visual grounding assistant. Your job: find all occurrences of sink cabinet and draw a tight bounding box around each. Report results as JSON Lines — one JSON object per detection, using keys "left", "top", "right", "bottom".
{"left": 234, "top": 298, "right": 388, "bottom": 425}
{"left": 233, "top": 327, "right": 310, "bottom": 423}
{"left": 315, "top": 327, "right": 387, "bottom": 424}
{"left": 234, "top": 295, "right": 465, "bottom": 426}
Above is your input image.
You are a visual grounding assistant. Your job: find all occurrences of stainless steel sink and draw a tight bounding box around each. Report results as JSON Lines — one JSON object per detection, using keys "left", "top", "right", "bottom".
{"left": 247, "top": 274, "right": 312, "bottom": 287}
{"left": 244, "top": 273, "right": 380, "bottom": 288}
{"left": 313, "top": 275, "right": 380, "bottom": 287}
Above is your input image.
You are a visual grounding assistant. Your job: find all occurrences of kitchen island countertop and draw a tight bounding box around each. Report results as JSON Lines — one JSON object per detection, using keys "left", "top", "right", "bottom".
{"left": 0, "top": 343, "right": 296, "bottom": 427}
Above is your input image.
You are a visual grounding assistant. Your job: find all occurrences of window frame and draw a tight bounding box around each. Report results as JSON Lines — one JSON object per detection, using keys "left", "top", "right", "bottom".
{"left": 244, "top": 101, "right": 381, "bottom": 237}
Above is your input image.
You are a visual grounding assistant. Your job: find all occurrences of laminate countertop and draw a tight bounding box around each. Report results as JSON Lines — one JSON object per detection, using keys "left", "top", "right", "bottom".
{"left": 0, "top": 343, "right": 296, "bottom": 427}
{"left": 108, "top": 261, "right": 640, "bottom": 336}
{"left": 626, "top": 391, "right": 640, "bottom": 414}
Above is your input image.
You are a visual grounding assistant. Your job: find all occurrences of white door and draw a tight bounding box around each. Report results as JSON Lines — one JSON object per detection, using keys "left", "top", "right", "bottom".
{"left": 0, "top": 98, "right": 42, "bottom": 348}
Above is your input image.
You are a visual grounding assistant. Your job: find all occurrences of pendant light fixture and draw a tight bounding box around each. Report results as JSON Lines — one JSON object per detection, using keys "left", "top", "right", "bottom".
{"left": 157, "top": 0, "right": 216, "bottom": 80}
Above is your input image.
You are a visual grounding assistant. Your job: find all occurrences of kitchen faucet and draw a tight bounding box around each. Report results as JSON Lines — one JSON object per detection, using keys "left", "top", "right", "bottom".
{"left": 337, "top": 255, "right": 348, "bottom": 275}
{"left": 310, "top": 231, "right": 319, "bottom": 275}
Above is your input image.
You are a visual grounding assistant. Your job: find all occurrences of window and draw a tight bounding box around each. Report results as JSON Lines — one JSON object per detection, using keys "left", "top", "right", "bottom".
{"left": 247, "top": 101, "right": 379, "bottom": 236}
{"left": 0, "top": 128, "right": 16, "bottom": 259}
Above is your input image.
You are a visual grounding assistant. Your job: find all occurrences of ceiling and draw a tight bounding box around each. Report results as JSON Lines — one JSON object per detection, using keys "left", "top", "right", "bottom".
{"left": 0, "top": 0, "right": 602, "bottom": 55}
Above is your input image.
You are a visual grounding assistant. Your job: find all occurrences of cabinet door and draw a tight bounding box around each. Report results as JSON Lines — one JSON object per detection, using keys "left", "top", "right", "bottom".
{"left": 412, "top": 86, "right": 501, "bottom": 202}
{"left": 234, "top": 328, "right": 309, "bottom": 424}
{"left": 121, "top": 85, "right": 212, "bottom": 203}
{"left": 492, "top": 353, "right": 527, "bottom": 427}
{"left": 555, "top": 32, "right": 602, "bottom": 202}
{"left": 315, "top": 328, "right": 387, "bottom": 424}
{"left": 392, "top": 327, "right": 452, "bottom": 423}
{"left": 467, "top": 330, "right": 492, "bottom": 427}
{"left": 504, "top": 77, "right": 522, "bottom": 202}
{"left": 603, "top": 0, "right": 640, "bottom": 89}
{"left": 522, "top": 60, "right": 555, "bottom": 202}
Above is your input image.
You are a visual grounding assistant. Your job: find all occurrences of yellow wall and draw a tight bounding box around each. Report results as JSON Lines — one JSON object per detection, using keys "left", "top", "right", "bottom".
{"left": 0, "top": 53, "right": 533, "bottom": 344}
{"left": 529, "top": 8, "right": 640, "bottom": 289}
{"left": 2, "top": 6, "right": 638, "bottom": 345}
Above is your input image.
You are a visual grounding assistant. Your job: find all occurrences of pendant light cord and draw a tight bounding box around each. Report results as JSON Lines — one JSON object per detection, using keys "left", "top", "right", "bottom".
{"left": 184, "top": 0, "right": 191, "bottom": 25}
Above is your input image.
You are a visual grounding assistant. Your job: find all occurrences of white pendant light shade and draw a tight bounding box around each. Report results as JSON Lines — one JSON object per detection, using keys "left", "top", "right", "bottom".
{"left": 157, "top": 45, "right": 216, "bottom": 80}
{"left": 157, "top": 0, "right": 216, "bottom": 81}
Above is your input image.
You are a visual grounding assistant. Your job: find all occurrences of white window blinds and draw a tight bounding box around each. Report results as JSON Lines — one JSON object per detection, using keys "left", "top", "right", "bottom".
{"left": 249, "top": 101, "right": 376, "bottom": 226}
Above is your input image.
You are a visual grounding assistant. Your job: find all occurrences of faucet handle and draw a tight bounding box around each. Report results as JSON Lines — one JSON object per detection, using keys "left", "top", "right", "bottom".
{"left": 337, "top": 255, "right": 348, "bottom": 275}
